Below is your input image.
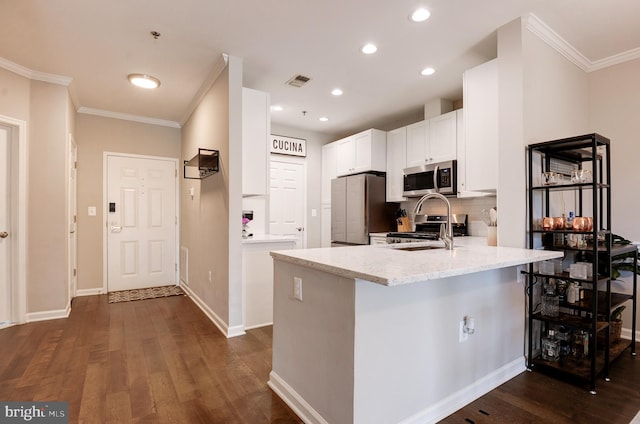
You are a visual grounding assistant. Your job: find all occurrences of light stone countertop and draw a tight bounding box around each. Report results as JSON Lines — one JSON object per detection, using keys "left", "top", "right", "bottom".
{"left": 270, "top": 236, "right": 563, "bottom": 286}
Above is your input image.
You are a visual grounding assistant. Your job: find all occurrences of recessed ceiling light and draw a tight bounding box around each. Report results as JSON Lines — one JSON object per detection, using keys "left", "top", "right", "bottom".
{"left": 420, "top": 67, "right": 436, "bottom": 76}
{"left": 271, "top": 105, "right": 283, "bottom": 111}
{"left": 361, "top": 43, "right": 378, "bottom": 54}
{"left": 319, "top": 117, "right": 329, "bottom": 122}
{"left": 128, "top": 74, "right": 161, "bottom": 89}
{"left": 410, "top": 8, "right": 431, "bottom": 22}
{"left": 331, "top": 88, "right": 343, "bottom": 96}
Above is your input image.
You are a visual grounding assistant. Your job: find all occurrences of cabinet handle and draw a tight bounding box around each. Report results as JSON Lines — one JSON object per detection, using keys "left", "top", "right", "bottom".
{"left": 0, "top": 231, "right": 8, "bottom": 239}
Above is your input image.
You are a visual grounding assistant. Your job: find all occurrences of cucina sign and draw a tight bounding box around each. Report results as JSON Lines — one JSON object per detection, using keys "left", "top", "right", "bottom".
{"left": 270, "top": 135, "right": 306, "bottom": 157}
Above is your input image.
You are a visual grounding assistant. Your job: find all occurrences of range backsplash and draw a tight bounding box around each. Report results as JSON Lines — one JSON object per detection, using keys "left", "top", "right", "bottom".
{"left": 401, "top": 195, "right": 497, "bottom": 237}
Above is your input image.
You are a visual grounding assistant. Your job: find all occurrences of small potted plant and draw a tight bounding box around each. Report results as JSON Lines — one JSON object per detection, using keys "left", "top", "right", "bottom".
{"left": 599, "top": 305, "right": 625, "bottom": 347}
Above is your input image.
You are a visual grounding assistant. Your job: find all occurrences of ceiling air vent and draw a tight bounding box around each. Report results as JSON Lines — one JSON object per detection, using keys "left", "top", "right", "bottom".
{"left": 286, "top": 74, "right": 311, "bottom": 88}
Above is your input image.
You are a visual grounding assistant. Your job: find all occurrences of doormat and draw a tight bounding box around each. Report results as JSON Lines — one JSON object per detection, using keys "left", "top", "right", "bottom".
{"left": 108, "top": 285, "right": 185, "bottom": 304}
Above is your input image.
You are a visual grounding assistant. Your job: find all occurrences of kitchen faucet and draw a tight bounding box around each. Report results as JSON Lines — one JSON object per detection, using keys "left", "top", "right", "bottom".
{"left": 412, "top": 192, "right": 454, "bottom": 250}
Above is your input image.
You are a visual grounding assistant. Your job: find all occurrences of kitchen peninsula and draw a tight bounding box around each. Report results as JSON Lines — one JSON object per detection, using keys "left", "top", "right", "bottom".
{"left": 268, "top": 237, "right": 562, "bottom": 424}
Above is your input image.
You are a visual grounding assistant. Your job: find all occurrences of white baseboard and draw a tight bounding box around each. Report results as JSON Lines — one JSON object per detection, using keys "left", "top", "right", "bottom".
{"left": 244, "top": 321, "right": 274, "bottom": 331}
{"left": 268, "top": 358, "right": 525, "bottom": 424}
{"left": 75, "top": 288, "right": 106, "bottom": 297}
{"left": 180, "top": 284, "right": 245, "bottom": 338}
{"left": 621, "top": 327, "right": 640, "bottom": 342}
{"left": 268, "top": 371, "right": 329, "bottom": 424}
{"left": 26, "top": 304, "right": 71, "bottom": 323}
{"left": 401, "top": 357, "right": 526, "bottom": 424}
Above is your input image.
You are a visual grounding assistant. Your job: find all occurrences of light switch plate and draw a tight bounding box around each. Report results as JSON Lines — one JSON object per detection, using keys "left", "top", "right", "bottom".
{"left": 293, "top": 277, "right": 303, "bottom": 301}
{"left": 88, "top": 206, "right": 96, "bottom": 216}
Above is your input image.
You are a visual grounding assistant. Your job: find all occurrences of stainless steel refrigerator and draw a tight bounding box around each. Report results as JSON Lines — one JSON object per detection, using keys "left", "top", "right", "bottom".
{"left": 331, "top": 173, "right": 397, "bottom": 245}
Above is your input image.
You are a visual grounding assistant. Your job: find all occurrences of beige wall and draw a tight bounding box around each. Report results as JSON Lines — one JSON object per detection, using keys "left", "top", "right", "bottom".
{"left": 180, "top": 55, "right": 244, "bottom": 334}
{"left": 588, "top": 57, "right": 640, "bottom": 330}
{"left": 0, "top": 67, "right": 30, "bottom": 120}
{"left": 74, "top": 114, "right": 181, "bottom": 291}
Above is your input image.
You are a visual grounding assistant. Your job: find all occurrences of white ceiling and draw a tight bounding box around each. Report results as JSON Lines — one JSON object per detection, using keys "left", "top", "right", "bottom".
{"left": 1, "top": 0, "right": 639, "bottom": 138}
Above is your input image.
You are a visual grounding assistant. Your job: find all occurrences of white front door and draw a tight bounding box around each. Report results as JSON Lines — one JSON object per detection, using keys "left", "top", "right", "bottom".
{"left": 269, "top": 158, "right": 305, "bottom": 248}
{"left": 0, "top": 126, "right": 10, "bottom": 325}
{"left": 106, "top": 155, "right": 177, "bottom": 292}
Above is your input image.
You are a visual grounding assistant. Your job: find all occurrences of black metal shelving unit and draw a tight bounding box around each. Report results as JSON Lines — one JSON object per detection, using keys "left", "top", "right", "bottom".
{"left": 184, "top": 148, "right": 219, "bottom": 179}
{"left": 526, "top": 133, "right": 637, "bottom": 394}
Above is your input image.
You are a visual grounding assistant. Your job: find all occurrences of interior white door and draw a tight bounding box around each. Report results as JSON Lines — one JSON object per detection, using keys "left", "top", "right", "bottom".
{"left": 269, "top": 158, "right": 305, "bottom": 248}
{"left": 107, "top": 155, "right": 177, "bottom": 292}
{"left": 68, "top": 136, "right": 77, "bottom": 301}
{"left": 0, "top": 126, "right": 11, "bottom": 325}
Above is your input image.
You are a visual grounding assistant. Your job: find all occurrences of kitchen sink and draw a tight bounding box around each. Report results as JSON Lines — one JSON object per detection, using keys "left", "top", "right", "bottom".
{"left": 395, "top": 245, "right": 447, "bottom": 251}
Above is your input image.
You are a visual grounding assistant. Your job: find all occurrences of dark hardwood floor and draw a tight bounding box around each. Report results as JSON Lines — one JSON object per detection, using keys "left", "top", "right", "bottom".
{"left": 0, "top": 294, "right": 302, "bottom": 423}
{"left": 1, "top": 294, "right": 638, "bottom": 423}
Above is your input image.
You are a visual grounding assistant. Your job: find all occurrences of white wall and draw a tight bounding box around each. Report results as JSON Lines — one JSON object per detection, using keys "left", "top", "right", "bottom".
{"left": 496, "top": 17, "right": 590, "bottom": 248}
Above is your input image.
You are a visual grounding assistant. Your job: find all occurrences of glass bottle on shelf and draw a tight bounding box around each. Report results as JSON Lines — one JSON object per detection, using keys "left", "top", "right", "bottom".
{"left": 542, "top": 329, "right": 560, "bottom": 361}
{"left": 572, "top": 330, "right": 589, "bottom": 360}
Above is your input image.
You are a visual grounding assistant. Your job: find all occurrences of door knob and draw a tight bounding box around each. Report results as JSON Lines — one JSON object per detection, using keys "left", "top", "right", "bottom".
{"left": 296, "top": 227, "right": 304, "bottom": 232}
{"left": 0, "top": 231, "right": 8, "bottom": 238}
{"left": 110, "top": 225, "right": 122, "bottom": 233}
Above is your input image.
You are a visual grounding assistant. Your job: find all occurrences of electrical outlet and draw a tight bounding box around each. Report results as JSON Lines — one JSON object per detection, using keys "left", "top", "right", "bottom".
{"left": 293, "top": 277, "right": 303, "bottom": 301}
{"left": 517, "top": 265, "right": 525, "bottom": 283}
{"left": 459, "top": 320, "right": 468, "bottom": 343}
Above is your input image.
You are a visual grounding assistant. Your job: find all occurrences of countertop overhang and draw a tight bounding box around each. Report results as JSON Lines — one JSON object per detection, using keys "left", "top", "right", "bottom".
{"left": 271, "top": 237, "right": 564, "bottom": 286}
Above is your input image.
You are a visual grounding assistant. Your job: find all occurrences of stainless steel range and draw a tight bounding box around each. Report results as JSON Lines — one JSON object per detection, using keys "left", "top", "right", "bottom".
{"left": 386, "top": 214, "right": 468, "bottom": 244}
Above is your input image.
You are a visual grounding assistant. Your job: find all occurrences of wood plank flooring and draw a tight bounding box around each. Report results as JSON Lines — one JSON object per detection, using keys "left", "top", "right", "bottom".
{"left": 1, "top": 294, "right": 638, "bottom": 423}
{"left": 0, "top": 295, "right": 301, "bottom": 423}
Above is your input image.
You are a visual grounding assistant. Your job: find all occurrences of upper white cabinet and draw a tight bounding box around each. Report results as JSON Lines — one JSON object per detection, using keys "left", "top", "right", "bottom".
{"left": 405, "top": 112, "right": 457, "bottom": 168}
{"left": 242, "top": 87, "right": 270, "bottom": 195}
{"left": 462, "top": 59, "right": 498, "bottom": 192}
{"left": 336, "top": 129, "right": 386, "bottom": 176}
{"left": 385, "top": 126, "right": 407, "bottom": 202}
{"left": 321, "top": 142, "right": 337, "bottom": 204}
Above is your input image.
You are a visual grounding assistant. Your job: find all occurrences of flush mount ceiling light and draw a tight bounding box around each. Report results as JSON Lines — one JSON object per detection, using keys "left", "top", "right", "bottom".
{"left": 410, "top": 8, "right": 431, "bottom": 22}
{"left": 128, "top": 74, "right": 161, "bottom": 89}
{"left": 331, "top": 88, "right": 343, "bottom": 96}
{"left": 361, "top": 43, "right": 378, "bottom": 54}
{"left": 319, "top": 117, "right": 329, "bottom": 122}
{"left": 271, "top": 105, "right": 284, "bottom": 111}
{"left": 420, "top": 67, "right": 436, "bottom": 76}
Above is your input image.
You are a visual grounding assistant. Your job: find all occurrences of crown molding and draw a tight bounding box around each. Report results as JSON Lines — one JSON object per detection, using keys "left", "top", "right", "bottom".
{"left": 525, "top": 13, "right": 640, "bottom": 73}
{"left": 180, "top": 53, "right": 229, "bottom": 127}
{"left": 78, "top": 107, "right": 181, "bottom": 128}
{"left": 0, "top": 56, "right": 72, "bottom": 86}
{"left": 525, "top": 13, "right": 591, "bottom": 72}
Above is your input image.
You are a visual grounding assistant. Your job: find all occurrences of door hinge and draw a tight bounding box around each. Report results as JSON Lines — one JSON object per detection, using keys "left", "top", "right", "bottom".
{"left": 74, "top": 161, "right": 77, "bottom": 169}
{"left": 73, "top": 268, "right": 77, "bottom": 277}
{"left": 175, "top": 169, "right": 178, "bottom": 177}
{"left": 73, "top": 215, "right": 77, "bottom": 223}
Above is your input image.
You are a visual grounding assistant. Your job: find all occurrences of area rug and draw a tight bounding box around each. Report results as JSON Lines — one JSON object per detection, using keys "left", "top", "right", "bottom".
{"left": 108, "top": 285, "right": 184, "bottom": 304}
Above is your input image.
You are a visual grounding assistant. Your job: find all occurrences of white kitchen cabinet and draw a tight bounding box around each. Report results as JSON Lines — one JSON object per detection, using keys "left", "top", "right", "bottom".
{"left": 321, "top": 142, "right": 337, "bottom": 204}
{"left": 405, "top": 112, "right": 457, "bottom": 168}
{"left": 242, "top": 87, "right": 270, "bottom": 195}
{"left": 405, "top": 120, "right": 428, "bottom": 168}
{"left": 456, "top": 109, "right": 490, "bottom": 198}
{"left": 463, "top": 59, "right": 498, "bottom": 192}
{"left": 336, "top": 129, "right": 386, "bottom": 176}
{"left": 385, "top": 126, "right": 407, "bottom": 202}
{"left": 428, "top": 110, "right": 457, "bottom": 163}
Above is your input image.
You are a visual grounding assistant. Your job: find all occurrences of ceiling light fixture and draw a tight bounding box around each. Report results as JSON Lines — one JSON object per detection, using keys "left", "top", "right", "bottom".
{"left": 128, "top": 74, "right": 161, "bottom": 89}
{"left": 331, "top": 88, "right": 343, "bottom": 96}
{"left": 319, "top": 117, "right": 329, "bottom": 122}
{"left": 410, "top": 8, "right": 431, "bottom": 22}
{"left": 420, "top": 67, "right": 436, "bottom": 76}
{"left": 271, "top": 105, "right": 283, "bottom": 111}
{"left": 361, "top": 43, "right": 378, "bottom": 54}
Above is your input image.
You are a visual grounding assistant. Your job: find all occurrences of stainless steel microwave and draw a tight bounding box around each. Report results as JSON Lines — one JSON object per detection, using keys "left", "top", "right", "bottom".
{"left": 403, "top": 160, "right": 457, "bottom": 197}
